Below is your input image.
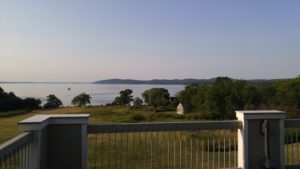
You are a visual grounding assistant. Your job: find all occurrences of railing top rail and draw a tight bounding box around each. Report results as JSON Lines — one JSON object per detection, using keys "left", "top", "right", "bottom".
{"left": 285, "top": 119, "right": 300, "bottom": 128}
{"left": 0, "top": 132, "right": 32, "bottom": 158}
{"left": 88, "top": 120, "right": 242, "bottom": 133}
{"left": 19, "top": 114, "right": 89, "bottom": 131}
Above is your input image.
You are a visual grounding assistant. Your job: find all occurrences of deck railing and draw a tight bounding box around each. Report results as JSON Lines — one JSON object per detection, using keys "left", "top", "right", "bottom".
{"left": 0, "top": 110, "right": 299, "bottom": 169}
{"left": 285, "top": 119, "right": 300, "bottom": 169}
{"left": 0, "top": 132, "right": 32, "bottom": 169}
{"left": 87, "top": 121, "right": 242, "bottom": 169}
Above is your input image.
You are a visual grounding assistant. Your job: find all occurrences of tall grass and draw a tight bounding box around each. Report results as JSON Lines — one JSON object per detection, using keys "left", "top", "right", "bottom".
{"left": 88, "top": 130, "right": 238, "bottom": 169}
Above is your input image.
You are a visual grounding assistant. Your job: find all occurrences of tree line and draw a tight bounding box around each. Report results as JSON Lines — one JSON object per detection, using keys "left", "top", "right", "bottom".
{"left": 0, "top": 87, "right": 91, "bottom": 111}
{"left": 111, "top": 76, "right": 300, "bottom": 119}
{"left": 177, "top": 76, "right": 300, "bottom": 119}
{"left": 1, "top": 76, "right": 299, "bottom": 119}
{"left": 0, "top": 87, "right": 41, "bottom": 111}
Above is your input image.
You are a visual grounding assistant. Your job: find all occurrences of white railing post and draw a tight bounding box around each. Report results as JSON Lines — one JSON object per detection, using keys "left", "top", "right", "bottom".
{"left": 236, "top": 110, "right": 285, "bottom": 169}
{"left": 19, "top": 114, "right": 89, "bottom": 169}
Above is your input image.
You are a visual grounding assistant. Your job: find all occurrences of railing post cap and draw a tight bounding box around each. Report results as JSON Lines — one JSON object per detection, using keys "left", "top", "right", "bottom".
{"left": 235, "top": 110, "right": 285, "bottom": 120}
{"left": 18, "top": 114, "right": 89, "bottom": 131}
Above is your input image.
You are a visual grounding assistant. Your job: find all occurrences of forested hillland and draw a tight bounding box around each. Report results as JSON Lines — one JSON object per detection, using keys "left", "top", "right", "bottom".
{"left": 94, "top": 78, "right": 286, "bottom": 85}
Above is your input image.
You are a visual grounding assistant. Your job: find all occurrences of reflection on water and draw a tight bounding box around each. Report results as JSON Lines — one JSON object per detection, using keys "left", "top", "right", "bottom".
{"left": 0, "top": 83, "right": 185, "bottom": 106}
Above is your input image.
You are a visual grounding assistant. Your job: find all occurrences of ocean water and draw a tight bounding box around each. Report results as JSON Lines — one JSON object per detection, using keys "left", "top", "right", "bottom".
{"left": 0, "top": 83, "right": 185, "bottom": 106}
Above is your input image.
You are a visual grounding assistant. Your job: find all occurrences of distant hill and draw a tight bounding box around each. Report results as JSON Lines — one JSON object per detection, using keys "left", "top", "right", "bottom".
{"left": 94, "top": 79, "right": 215, "bottom": 85}
{"left": 93, "top": 78, "right": 286, "bottom": 85}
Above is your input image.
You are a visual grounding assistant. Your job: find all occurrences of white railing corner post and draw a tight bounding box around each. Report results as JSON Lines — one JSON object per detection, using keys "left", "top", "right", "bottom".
{"left": 236, "top": 110, "right": 285, "bottom": 169}
{"left": 19, "top": 114, "right": 89, "bottom": 169}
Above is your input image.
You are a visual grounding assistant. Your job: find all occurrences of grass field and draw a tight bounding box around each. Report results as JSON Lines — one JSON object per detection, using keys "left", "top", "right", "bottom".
{"left": 0, "top": 106, "right": 190, "bottom": 144}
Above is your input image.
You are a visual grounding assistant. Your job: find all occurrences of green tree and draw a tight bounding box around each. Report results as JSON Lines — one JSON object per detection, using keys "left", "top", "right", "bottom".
{"left": 132, "top": 97, "right": 143, "bottom": 107}
{"left": 177, "top": 77, "right": 264, "bottom": 119}
{"left": 113, "top": 89, "right": 133, "bottom": 105}
{"left": 0, "top": 87, "right": 23, "bottom": 111}
{"left": 257, "top": 84, "right": 277, "bottom": 105}
{"left": 142, "top": 88, "right": 170, "bottom": 108}
{"left": 275, "top": 77, "right": 300, "bottom": 108}
{"left": 72, "top": 93, "right": 92, "bottom": 107}
{"left": 23, "top": 98, "right": 41, "bottom": 109}
{"left": 44, "top": 94, "right": 63, "bottom": 109}
{"left": 177, "top": 84, "right": 207, "bottom": 113}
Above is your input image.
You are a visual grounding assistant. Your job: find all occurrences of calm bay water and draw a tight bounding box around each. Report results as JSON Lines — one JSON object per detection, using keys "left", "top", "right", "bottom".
{"left": 0, "top": 83, "right": 185, "bottom": 106}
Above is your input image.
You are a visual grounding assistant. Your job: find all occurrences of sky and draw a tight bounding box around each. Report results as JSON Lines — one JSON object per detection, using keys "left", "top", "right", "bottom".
{"left": 0, "top": 1, "right": 300, "bottom": 82}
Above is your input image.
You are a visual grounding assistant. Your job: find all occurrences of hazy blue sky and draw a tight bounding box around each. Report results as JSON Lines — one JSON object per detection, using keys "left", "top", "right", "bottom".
{"left": 1, "top": 1, "right": 300, "bottom": 82}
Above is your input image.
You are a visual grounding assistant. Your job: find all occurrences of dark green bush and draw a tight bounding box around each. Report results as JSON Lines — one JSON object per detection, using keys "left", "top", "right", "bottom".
{"left": 124, "top": 114, "right": 146, "bottom": 123}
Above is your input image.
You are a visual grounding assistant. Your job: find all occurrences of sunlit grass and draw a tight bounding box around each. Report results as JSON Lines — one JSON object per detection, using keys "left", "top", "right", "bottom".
{"left": 0, "top": 106, "right": 187, "bottom": 144}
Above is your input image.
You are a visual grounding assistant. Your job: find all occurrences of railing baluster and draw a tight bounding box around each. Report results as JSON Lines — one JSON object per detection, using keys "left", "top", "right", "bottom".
{"left": 290, "top": 130, "right": 294, "bottom": 164}
{"left": 114, "top": 131, "right": 117, "bottom": 169}
{"left": 167, "top": 130, "right": 170, "bottom": 169}
{"left": 144, "top": 131, "right": 147, "bottom": 169}
{"left": 196, "top": 129, "right": 198, "bottom": 169}
{"left": 185, "top": 130, "right": 187, "bottom": 169}
{"left": 132, "top": 130, "right": 135, "bottom": 169}
{"left": 18, "top": 148, "right": 20, "bottom": 169}
{"left": 201, "top": 129, "right": 204, "bottom": 169}
{"left": 101, "top": 133, "right": 104, "bottom": 169}
{"left": 9, "top": 153, "right": 12, "bottom": 169}
{"left": 23, "top": 146, "right": 25, "bottom": 169}
{"left": 229, "top": 129, "right": 231, "bottom": 169}
{"left": 223, "top": 129, "right": 226, "bottom": 169}
{"left": 126, "top": 132, "right": 129, "bottom": 169}
{"left": 121, "top": 132, "right": 123, "bottom": 169}
{"left": 26, "top": 144, "right": 29, "bottom": 169}
{"left": 157, "top": 131, "right": 159, "bottom": 169}
{"left": 184, "top": 129, "right": 188, "bottom": 168}
{"left": 4, "top": 156, "right": 6, "bottom": 169}
{"left": 21, "top": 146, "right": 23, "bottom": 169}
{"left": 14, "top": 150, "right": 16, "bottom": 169}
{"left": 20, "top": 147, "right": 24, "bottom": 169}
{"left": 20, "top": 147, "right": 25, "bottom": 169}
{"left": 108, "top": 133, "right": 111, "bottom": 169}
{"left": 218, "top": 129, "right": 220, "bottom": 169}
{"left": 212, "top": 129, "right": 215, "bottom": 169}
{"left": 174, "top": 129, "right": 176, "bottom": 169}
{"left": 207, "top": 129, "right": 209, "bottom": 169}
{"left": 138, "top": 131, "right": 141, "bottom": 169}
{"left": 151, "top": 131, "right": 153, "bottom": 169}
{"left": 286, "top": 130, "right": 289, "bottom": 165}
{"left": 190, "top": 129, "right": 193, "bottom": 169}
{"left": 163, "top": 131, "right": 165, "bottom": 169}
{"left": 94, "top": 134, "right": 98, "bottom": 169}
{"left": 234, "top": 129, "right": 237, "bottom": 168}
{"left": 290, "top": 129, "right": 292, "bottom": 165}
{"left": 297, "top": 130, "right": 299, "bottom": 165}
{"left": 179, "top": 129, "right": 182, "bottom": 169}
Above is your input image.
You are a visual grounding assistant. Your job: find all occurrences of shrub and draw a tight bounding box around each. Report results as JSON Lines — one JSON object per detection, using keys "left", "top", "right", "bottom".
{"left": 23, "top": 98, "right": 41, "bottom": 109}
{"left": 44, "top": 94, "right": 63, "bottom": 109}
{"left": 72, "top": 93, "right": 91, "bottom": 107}
{"left": 0, "top": 109, "right": 31, "bottom": 118}
{"left": 124, "top": 114, "right": 146, "bottom": 123}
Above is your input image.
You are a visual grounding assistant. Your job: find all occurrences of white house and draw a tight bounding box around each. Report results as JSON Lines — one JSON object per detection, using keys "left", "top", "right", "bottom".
{"left": 176, "top": 103, "right": 185, "bottom": 115}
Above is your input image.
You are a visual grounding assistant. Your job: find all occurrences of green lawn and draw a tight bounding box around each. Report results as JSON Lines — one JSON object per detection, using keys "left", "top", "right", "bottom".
{"left": 0, "top": 106, "right": 187, "bottom": 144}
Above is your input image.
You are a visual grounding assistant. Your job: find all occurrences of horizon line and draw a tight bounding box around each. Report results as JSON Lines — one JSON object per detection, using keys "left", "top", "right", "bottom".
{"left": 0, "top": 76, "right": 295, "bottom": 84}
